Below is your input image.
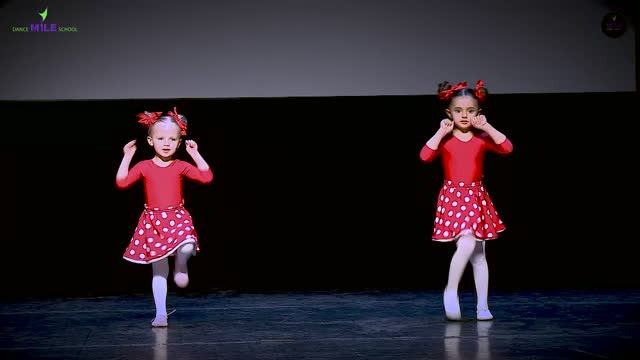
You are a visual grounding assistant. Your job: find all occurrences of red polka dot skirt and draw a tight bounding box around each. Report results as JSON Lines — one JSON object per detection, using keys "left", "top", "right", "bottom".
{"left": 432, "top": 180, "right": 505, "bottom": 242}
{"left": 123, "top": 204, "right": 200, "bottom": 264}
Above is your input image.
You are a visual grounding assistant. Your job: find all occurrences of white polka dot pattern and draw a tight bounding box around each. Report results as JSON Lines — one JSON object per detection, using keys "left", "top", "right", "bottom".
{"left": 123, "top": 205, "right": 201, "bottom": 264}
{"left": 431, "top": 180, "right": 505, "bottom": 241}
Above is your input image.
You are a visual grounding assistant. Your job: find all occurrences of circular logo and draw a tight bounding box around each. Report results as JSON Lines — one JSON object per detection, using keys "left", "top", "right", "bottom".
{"left": 601, "top": 12, "right": 626, "bottom": 38}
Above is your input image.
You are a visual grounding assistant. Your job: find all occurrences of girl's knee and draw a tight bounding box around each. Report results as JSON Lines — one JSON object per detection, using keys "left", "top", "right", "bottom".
{"left": 470, "top": 252, "right": 487, "bottom": 266}
{"left": 179, "top": 243, "right": 195, "bottom": 254}
{"left": 456, "top": 236, "right": 477, "bottom": 252}
{"left": 470, "top": 242, "right": 487, "bottom": 265}
{"left": 152, "top": 259, "right": 169, "bottom": 276}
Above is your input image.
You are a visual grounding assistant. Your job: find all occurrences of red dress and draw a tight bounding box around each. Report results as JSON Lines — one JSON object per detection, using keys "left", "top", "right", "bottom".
{"left": 420, "top": 132, "right": 512, "bottom": 241}
{"left": 116, "top": 159, "right": 214, "bottom": 263}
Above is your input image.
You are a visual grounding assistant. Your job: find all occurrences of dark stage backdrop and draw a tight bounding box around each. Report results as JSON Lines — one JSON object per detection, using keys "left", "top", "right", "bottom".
{"left": 2, "top": 92, "right": 638, "bottom": 299}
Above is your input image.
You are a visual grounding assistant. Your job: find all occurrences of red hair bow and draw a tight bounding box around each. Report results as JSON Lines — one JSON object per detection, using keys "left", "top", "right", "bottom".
{"left": 136, "top": 111, "right": 162, "bottom": 126}
{"left": 167, "top": 106, "right": 188, "bottom": 136}
{"left": 474, "top": 80, "right": 487, "bottom": 103}
{"left": 438, "top": 81, "right": 467, "bottom": 101}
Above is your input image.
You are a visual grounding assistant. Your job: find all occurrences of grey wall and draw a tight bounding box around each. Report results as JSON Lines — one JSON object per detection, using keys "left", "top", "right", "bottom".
{"left": 0, "top": 0, "right": 635, "bottom": 100}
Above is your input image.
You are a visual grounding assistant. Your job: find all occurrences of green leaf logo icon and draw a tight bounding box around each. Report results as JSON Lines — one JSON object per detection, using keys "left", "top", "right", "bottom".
{"left": 39, "top": 7, "right": 48, "bottom": 22}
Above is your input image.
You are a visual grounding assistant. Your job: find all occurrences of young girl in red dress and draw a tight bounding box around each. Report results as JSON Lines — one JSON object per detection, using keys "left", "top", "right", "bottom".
{"left": 420, "top": 81, "right": 512, "bottom": 321}
{"left": 116, "top": 107, "right": 214, "bottom": 327}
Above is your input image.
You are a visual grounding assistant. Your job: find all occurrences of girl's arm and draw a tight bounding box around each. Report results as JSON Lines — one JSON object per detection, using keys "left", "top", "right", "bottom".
{"left": 182, "top": 140, "right": 214, "bottom": 183}
{"left": 420, "top": 119, "right": 453, "bottom": 162}
{"left": 471, "top": 116, "right": 513, "bottom": 154}
{"left": 483, "top": 125, "right": 513, "bottom": 154}
{"left": 116, "top": 140, "right": 143, "bottom": 188}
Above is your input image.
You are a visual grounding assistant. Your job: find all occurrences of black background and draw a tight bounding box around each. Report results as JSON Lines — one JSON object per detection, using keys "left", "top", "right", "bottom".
{"left": 2, "top": 92, "right": 638, "bottom": 299}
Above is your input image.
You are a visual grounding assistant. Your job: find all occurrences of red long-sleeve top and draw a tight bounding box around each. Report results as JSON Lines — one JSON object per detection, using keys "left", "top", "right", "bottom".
{"left": 420, "top": 132, "right": 512, "bottom": 182}
{"left": 116, "top": 159, "right": 213, "bottom": 208}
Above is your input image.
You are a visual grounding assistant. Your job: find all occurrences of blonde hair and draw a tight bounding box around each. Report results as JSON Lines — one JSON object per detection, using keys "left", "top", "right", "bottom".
{"left": 147, "top": 115, "right": 188, "bottom": 136}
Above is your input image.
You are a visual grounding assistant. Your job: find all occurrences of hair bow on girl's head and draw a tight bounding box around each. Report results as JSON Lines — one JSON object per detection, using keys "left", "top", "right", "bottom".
{"left": 474, "top": 80, "right": 487, "bottom": 103}
{"left": 136, "top": 111, "right": 162, "bottom": 126}
{"left": 136, "top": 108, "right": 188, "bottom": 136}
{"left": 167, "top": 106, "right": 188, "bottom": 136}
{"left": 438, "top": 81, "right": 467, "bottom": 101}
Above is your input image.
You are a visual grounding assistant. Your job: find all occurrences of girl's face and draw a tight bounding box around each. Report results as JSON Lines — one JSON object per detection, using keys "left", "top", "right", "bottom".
{"left": 445, "top": 95, "right": 480, "bottom": 131}
{"left": 147, "top": 121, "right": 182, "bottom": 158}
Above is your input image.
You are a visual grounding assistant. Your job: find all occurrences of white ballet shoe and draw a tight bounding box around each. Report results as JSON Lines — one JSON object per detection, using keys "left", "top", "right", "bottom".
{"left": 476, "top": 308, "right": 494, "bottom": 321}
{"left": 444, "top": 289, "right": 462, "bottom": 320}
{"left": 151, "top": 314, "right": 168, "bottom": 327}
{"left": 151, "top": 309, "right": 176, "bottom": 327}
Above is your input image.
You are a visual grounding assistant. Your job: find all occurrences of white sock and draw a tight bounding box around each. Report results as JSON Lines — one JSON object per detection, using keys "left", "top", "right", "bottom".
{"left": 152, "top": 258, "right": 169, "bottom": 318}
{"left": 469, "top": 241, "right": 489, "bottom": 311}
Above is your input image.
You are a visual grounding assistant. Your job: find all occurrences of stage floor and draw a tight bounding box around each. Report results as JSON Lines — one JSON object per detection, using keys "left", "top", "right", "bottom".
{"left": 2, "top": 290, "right": 639, "bottom": 359}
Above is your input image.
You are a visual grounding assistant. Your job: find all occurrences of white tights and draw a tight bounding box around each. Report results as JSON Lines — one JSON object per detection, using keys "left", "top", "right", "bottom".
{"left": 151, "top": 243, "right": 195, "bottom": 317}
{"left": 445, "top": 234, "right": 489, "bottom": 310}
